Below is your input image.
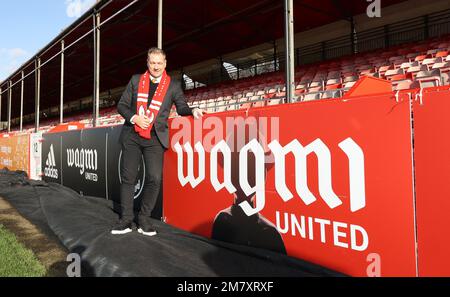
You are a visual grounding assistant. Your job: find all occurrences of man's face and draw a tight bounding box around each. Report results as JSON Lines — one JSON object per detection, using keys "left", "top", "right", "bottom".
{"left": 147, "top": 53, "right": 167, "bottom": 78}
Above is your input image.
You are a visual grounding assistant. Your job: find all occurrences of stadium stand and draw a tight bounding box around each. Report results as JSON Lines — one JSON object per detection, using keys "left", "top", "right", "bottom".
{"left": 4, "top": 32, "right": 450, "bottom": 133}
{"left": 1, "top": 6, "right": 449, "bottom": 133}
{"left": 178, "top": 34, "right": 450, "bottom": 115}
{"left": 49, "top": 33, "right": 450, "bottom": 124}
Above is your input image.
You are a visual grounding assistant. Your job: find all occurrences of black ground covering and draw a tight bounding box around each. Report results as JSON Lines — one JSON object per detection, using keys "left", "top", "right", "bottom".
{"left": 0, "top": 169, "right": 345, "bottom": 277}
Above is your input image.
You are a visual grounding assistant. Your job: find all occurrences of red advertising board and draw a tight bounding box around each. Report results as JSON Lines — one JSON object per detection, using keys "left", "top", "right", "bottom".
{"left": 163, "top": 93, "right": 417, "bottom": 276}
{"left": 413, "top": 87, "right": 450, "bottom": 276}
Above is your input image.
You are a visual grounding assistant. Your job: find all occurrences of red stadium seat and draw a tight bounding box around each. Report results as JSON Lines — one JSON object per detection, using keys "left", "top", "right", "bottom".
{"left": 415, "top": 54, "right": 428, "bottom": 62}
{"left": 385, "top": 68, "right": 404, "bottom": 80}
{"left": 435, "top": 51, "right": 449, "bottom": 58}
{"left": 390, "top": 74, "right": 408, "bottom": 81}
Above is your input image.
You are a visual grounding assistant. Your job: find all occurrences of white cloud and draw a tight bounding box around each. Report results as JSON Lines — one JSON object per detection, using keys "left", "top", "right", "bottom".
{"left": 0, "top": 48, "right": 30, "bottom": 83}
{"left": 65, "top": 0, "right": 97, "bottom": 18}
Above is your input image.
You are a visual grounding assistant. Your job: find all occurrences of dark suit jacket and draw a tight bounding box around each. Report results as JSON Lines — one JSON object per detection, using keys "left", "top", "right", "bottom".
{"left": 117, "top": 74, "right": 193, "bottom": 148}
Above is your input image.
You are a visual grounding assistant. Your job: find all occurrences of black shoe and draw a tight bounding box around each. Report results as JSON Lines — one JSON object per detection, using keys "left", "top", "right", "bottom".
{"left": 111, "top": 220, "right": 133, "bottom": 235}
{"left": 137, "top": 220, "right": 157, "bottom": 236}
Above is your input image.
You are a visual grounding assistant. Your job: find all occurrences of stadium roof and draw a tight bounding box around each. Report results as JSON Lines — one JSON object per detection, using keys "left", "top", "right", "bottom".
{"left": 1, "top": 0, "right": 408, "bottom": 120}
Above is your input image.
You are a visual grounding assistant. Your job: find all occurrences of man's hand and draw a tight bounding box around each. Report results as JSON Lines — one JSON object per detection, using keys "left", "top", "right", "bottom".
{"left": 192, "top": 108, "right": 206, "bottom": 119}
{"left": 134, "top": 114, "right": 151, "bottom": 130}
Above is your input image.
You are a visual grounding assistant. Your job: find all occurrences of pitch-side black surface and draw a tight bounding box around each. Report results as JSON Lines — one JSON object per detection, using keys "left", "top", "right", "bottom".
{"left": 0, "top": 169, "right": 345, "bottom": 277}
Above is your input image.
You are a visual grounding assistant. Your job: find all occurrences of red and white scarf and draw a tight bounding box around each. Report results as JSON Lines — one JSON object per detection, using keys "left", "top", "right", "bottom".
{"left": 135, "top": 70, "right": 171, "bottom": 139}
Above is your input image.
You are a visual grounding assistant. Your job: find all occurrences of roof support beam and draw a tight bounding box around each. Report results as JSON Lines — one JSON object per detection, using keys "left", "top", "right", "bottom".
{"left": 0, "top": 87, "right": 2, "bottom": 126}
{"left": 158, "top": 0, "right": 163, "bottom": 48}
{"left": 284, "top": 0, "right": 295, "bottom": 104}
{"left": 20, "top": 71, "right": 24, "bottom": 131}
{"left": 35, "top": 58, "right": 41, "bottom": 133}
{"left": 7, "top": 81, "right": 12, "bottom": 132}
{"left": 60, "top": 40, "right": 65, "bottom": 124}
{"left": 93, "top": 12, "right": 101, "bottom": 127}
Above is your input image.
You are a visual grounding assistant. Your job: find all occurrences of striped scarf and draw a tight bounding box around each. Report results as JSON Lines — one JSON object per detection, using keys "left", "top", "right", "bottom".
{"left": 135, "top": 70, "right": 171, "bottom": 139}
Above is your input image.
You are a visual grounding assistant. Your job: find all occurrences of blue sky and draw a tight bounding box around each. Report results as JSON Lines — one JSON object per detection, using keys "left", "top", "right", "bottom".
{"left": 0, "top": 0, "right": 97, "bottom": 83}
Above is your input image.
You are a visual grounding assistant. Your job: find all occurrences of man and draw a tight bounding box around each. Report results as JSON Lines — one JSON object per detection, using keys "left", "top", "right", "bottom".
{"left": 113, "top": 47, "right": 204, "bottom": 236}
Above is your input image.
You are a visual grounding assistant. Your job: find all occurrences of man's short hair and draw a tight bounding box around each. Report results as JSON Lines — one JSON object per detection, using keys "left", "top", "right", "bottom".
{"left": 147, "top": 47, "right": 166, "bottom": 59}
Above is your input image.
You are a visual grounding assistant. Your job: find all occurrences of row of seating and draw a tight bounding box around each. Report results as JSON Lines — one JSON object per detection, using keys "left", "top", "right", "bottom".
{"left": 175, "top": 34, "right": 450, "bottom": 116}
{"left": 6, "top": 34, "right": 450, "bottom": 133}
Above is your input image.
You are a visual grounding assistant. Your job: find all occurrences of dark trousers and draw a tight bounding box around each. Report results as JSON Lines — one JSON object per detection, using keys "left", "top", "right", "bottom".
{"left": 120, "top": 130, "right": 165, "bottom": 223}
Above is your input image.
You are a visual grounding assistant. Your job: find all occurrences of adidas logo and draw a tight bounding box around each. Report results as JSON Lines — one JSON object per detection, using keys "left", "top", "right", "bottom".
{"left": 44, "top": 144, "right": 58, "bottom": 179}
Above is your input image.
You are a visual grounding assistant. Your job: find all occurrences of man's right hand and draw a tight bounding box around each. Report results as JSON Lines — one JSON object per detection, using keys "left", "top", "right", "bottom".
{"left": 134, "top": 114, "right": 151, "bottom": 130}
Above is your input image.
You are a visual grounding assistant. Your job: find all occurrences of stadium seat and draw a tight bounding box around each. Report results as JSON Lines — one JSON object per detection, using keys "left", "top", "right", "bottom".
{"left": 416, "top": 70, "right": 441, "bottom": 88}
{"left": 400, "top": 61, "right": 414, "bottom": 69}
{"left": 415, "top": 54, "right": 429, "bottom": 63}
{"left": 343, "top": 75, "right": 358, "bottom": 83}
{"left": 303, "top": 92, "right": 321, "bottom": 101}
{"left": 432, "top": 60, "right": 449, "bottom": 70}
{"left": 267, "top": 98, "right": 282, "bottom": 105}
{"left": 252, "top": 101, "right": 265, "bottom": 108}
{"left": 422, "top": 57, "right": 439, "bottom": 68}
{"left": 393, "top": 81, "right": 413, "bottom": 91}
{"left": 322, "top": 90, "right": 340, "bottom": 99}
{"left": 378, "top": 65, "right": 392, "bottom": 76}
{"left": 359, "top": 68, "right": 375, "bottom": 76}
{"left": 389, "top": 55, "right": 405, "bottom": 63}
{"left": 406, "top": 52, "right": 420, "bottom": 61}
{"left": 294, "top": 89, "right": 306, "bottom": 96}
{"left": 385, "top": 68, "right": 404, "bottom": 80}
{"left": 390, "top": 74, "right": 409, "bottom": 82}
{"left": 407, "top": 64, "right": 428, "bottom": 76}
{"left": 326, "top": 83, "right": 342, "bottom": 90}
{"left": 343, "top": 81, "right": 356, "bottom": 88}
{"left": 240, "top": 96, "right": 251, "bottom": 103}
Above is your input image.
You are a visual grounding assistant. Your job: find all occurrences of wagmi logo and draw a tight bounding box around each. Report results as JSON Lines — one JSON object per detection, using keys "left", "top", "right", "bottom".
{"left": 67, "top": 148, "right": 98, "bottom": 181}
{"left": 174, "top": 138, "right": 365, "bottom": 216}
{"left": 44, "top": 144, "right": 58, "bottom": 179}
